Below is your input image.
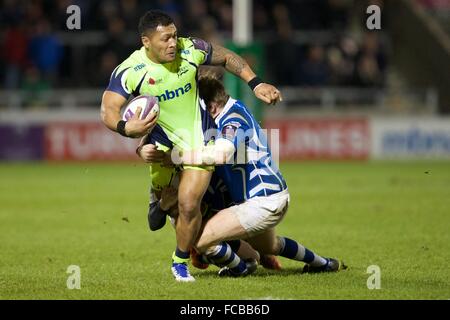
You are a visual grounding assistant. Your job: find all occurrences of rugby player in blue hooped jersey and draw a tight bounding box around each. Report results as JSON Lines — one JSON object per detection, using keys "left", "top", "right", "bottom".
{"left": 165, "top": 75, "right": 348, "bottom": 275}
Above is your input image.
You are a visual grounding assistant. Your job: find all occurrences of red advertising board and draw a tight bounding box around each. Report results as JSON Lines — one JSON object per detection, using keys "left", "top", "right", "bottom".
{"left": 44, "top": 122, "right": 140, "bottom": 161}
{"left": 264, "top": 118, "right": 370, "bottom": 160}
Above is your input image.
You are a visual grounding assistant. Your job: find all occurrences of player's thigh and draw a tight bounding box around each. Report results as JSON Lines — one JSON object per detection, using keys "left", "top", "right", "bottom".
{"left": 196, "top": 207, "right": 247, "bottom": 251}
{"left": 178, "top": 168, "right": 212, "bottom": 212}
{"left": 233, "top": 189, "right": 289, "bottom": 237}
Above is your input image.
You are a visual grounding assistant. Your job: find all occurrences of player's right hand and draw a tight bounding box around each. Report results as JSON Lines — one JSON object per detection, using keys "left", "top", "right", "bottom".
{"left": 254, "top": 83, "right": 283, "bottom": 105}
{"left": 138, "top": 144, "right": 166, "bottom": 163}
{"left": 124, "top": 107, "right": 158, "bottom": 138}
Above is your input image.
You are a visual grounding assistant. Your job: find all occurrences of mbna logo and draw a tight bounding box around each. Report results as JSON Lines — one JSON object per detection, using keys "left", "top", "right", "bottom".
{"left": 156, "top": 83, "right": 192, "bottom": 102}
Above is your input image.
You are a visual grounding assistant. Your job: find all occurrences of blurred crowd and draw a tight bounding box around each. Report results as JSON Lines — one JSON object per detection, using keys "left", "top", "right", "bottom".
{"left": 417, "top": 0, "right": 450, "bottom": 9}
{"left": 0, "top": 0, "right": 389, "bottom": 95}
{"left": 268, "top": 31, "right": 388, "bottom": 87}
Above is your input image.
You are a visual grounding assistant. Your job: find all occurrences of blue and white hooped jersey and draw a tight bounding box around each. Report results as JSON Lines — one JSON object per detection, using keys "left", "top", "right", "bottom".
{"left": 214, "top": 98, "right": 287, "bottom": 204}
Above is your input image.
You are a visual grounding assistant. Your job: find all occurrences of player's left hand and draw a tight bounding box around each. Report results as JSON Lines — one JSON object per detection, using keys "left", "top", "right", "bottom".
{"left": 254, "top": 83, "right": 283, "bottom": 105}
{"left": 139, "top": 144, "right": 165, "bottom": 163}
{"left": 125, "top": 107, "right": 158, "bottom": 138}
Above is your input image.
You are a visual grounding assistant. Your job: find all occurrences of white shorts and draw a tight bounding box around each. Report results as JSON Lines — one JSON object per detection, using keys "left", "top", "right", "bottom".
{"left": 231, "top": 188, "right": 290, "bottom": 236}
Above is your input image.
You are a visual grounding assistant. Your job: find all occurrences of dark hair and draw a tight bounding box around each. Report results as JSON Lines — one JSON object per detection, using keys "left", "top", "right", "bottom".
{"left": 198, "top": 74, "right": 229, "bottom": 107}
{"left": 138, "top": 10, "right": 174, "bottom": 35}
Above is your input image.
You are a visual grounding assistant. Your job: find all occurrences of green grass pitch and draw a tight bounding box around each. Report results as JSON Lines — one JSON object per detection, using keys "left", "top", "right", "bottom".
{"left": 1, "top": 161, "right": 449, "bottom": 300}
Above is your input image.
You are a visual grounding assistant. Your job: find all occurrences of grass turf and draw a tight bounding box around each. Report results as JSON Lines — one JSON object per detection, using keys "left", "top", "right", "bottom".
{"left": 0, "top": 161, "right": 449, "bottom": 300}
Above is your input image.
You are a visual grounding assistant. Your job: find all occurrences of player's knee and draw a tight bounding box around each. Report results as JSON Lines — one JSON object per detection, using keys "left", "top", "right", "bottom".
{"left": 178, "top": 197, "right": 200, "bottom": 216}
{"left": 203, "top": 244, "right": 221, "bottom": 256}
{"left": 196, "top": 243, "right": 212, "bottom": 254}
{"left": 257, "top": 236, "right": 282, "bottom": 255}
{"left": 270, "top": 236, "right": 283, "bottom": 255}
{"left": 196, "top": 232, "right": 217, "bottom": 253}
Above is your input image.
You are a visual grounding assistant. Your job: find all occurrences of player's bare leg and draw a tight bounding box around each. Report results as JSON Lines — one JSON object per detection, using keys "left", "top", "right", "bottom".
{"left": 171, "top": 168, "right": 211, "bottom": 282}
{"left": 192, "top": 207, "right": 261, "bottom": 277}
{"left": 194, "top": 207, "right": 247, "bottom": 253}
{"left": 177, "top": 169, "right": 211, "bottom": 251}
{"left": 246, "top": 228, "right": 280, "bottom": 254}
{"left": 236, "top": 240, "right": 260, "bottom": 263}
{"left": 195, "top": 216, "right": 280, "bottom": 274}
{"left": 245, "top": 229, "right": 282, "bottom": 270}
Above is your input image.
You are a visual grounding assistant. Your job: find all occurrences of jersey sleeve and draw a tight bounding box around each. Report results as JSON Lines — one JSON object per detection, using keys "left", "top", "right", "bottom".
{"left": 218, "top": 113, "right": 253, "bottom": 150}
{"left": 106, "top": 64, "right": 134, "bottom": 99}
{"left": 146, "top": 124, "right": 173, "bottom": 151}
{"left": 189, "top": 37, "right": 212, "bottom": 66}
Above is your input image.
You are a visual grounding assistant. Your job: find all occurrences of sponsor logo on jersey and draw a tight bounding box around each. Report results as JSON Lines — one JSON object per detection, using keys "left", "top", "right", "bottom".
{"left": 134, "top": 63, "right": 145, "bottom": 71}
{"left": 179, "top": 49, "right": 190, "bottom": 55}
{"left": 156, "top": 83, "right": 192, "bottom": 102}
{"left": 177, "top": 66, "right": 189, "bottom": 78}
{"left": 148, "top": 77, "right": 163, "bottom": 85}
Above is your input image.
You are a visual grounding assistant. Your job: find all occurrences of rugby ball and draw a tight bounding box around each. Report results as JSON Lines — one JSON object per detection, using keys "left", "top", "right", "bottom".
{"left": 122, "top": 95, "right": 159, "bottom": 121}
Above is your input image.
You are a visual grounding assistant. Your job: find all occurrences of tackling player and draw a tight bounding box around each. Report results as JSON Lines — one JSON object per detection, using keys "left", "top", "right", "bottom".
{"left": 172, "top": 76, "right": 347, "bottom": 274}
{"left": 100, "top": 10, "right": 282, "bottom": 282}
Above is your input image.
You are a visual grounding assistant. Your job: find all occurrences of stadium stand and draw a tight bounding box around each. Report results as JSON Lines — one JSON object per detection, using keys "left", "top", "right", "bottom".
{"left": 0, "top": 0, "right": 446, "bottom": 113}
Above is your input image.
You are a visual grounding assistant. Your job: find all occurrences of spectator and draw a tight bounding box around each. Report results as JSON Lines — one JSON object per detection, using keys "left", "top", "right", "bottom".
{"left": 328, "top": 36, "right": 359, "bottom": 86}
{"left": 354, "top": 54, "right": 383, "bottom": 87}
{"left": 90, "top": 0, "right": 119, "bottom": 30}
{"left": 1, "top": 0, "right": 25, "bottom": 27}
{"left": 253, "top": 2, "right": 271, "bottom": 33}
{"left": 299, "top": 45, "right": 330, "bottom": 86}
{"left": 102, "top": 16, "right": 132, "bottom": 61}
{"left": 3, "top": 20, "right": 29, "bottom": 89}
{"left": 183, "top": 0, "right": 209, "bottom": 32}
{"left": 155, "top": 0, "right": 182, "bottom": 30}
{"left": 91, "top": 50, "right": 119, "bottom": 87}
{"left": 28, "top": 19, "right": 63, "bottom": 86}
{"left": 354, "top": 32, "right": 387, "bottom": 87}
{"left": 285, "top": 0, "right": 328, "bottom": 30}
{"left": 24, "top": 1, "right": 45, "bottom": 26}
{"left": 326, "top": 0, "right": 353, "bottom": 29}
{"left": 21, "top": 66, "right": 50, "bottom": 108}
{"left": 269, "top": 3, "right": 298, "bottom": 85}
{"left": 120, "top": 0, "right": 141, "bottom": 30}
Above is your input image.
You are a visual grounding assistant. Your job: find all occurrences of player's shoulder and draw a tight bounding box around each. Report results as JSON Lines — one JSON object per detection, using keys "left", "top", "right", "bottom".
{"left": 219, "top": 99, "right": 252, "bottom": 127}
{"left": 178, "top": 37, "right": 212, "bottom": 65}
{"left": 112, "top": 48, "right": 148, "bottom": 78}
{"left": 178, "top": 37, "right": 210, "bottom": 53}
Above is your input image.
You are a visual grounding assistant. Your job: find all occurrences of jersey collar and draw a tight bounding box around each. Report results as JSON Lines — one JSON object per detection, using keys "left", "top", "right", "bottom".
{"left": 140, "top": 47, "right": 159, "bottom": 66}
{"left": 215, "top": 97, "right": 236, "bottom": 125}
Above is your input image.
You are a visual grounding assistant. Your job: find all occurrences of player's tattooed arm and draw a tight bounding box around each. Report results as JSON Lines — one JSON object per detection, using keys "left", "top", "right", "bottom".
{"left": 209, "top": 43, "right": 283, "bottom": 105}
{"left": 210, "top": 44, "right": 256, "bottom": 82}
